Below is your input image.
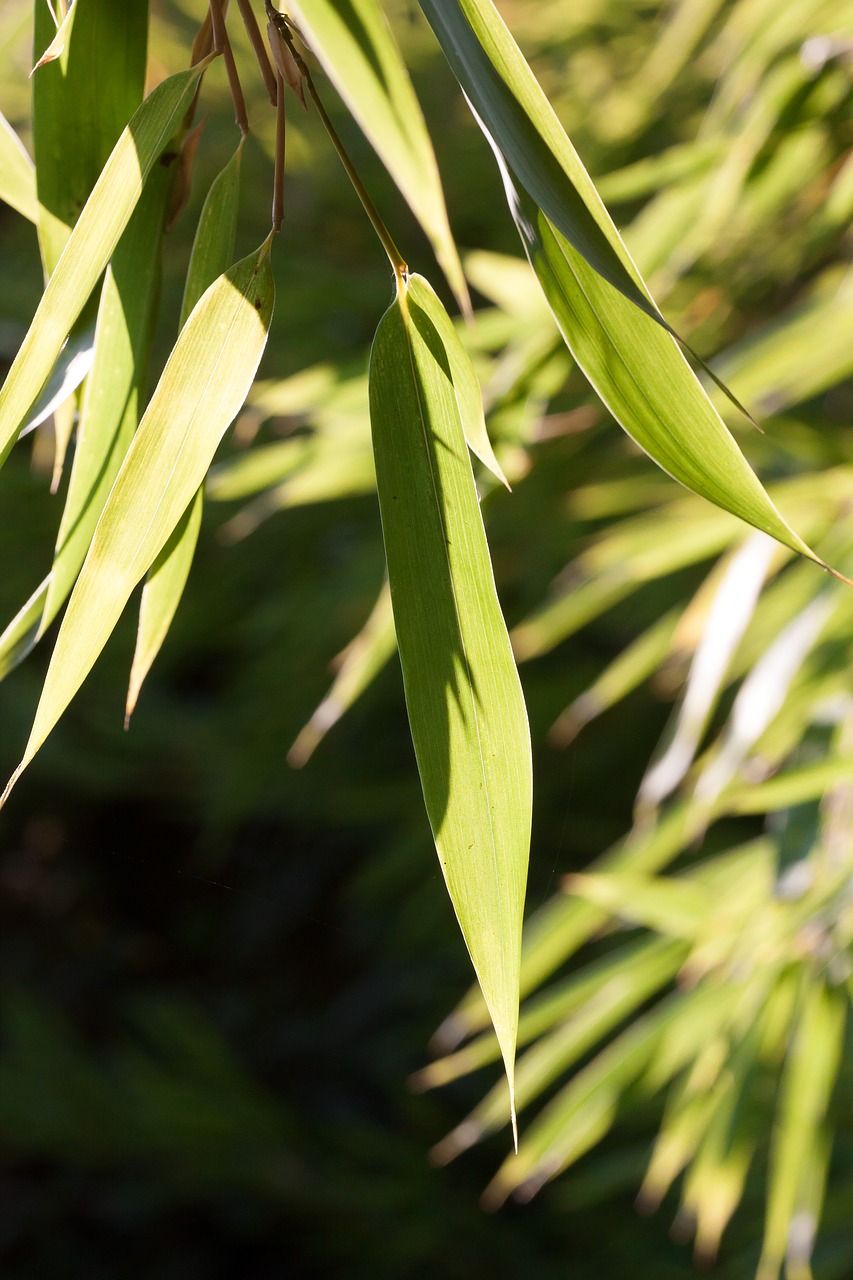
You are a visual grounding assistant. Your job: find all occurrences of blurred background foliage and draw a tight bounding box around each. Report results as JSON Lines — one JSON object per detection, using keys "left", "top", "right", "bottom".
{"left": 1, "top": 0, "right": 853, "bottom": 1275}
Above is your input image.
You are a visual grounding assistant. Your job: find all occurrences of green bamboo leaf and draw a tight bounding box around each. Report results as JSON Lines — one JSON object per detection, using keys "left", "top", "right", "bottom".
{"left": 126, "top": 141, "right": 245, "bottom": 723}
{"left": 33, "top": 0, "right": 149, "bottom": 273}
{"left": 0, "top": 60, "right": 211, "bottom": 468}
{"left": 408, "top": 273, "right": 509, "bottom": 487}
{"left": 416, "top": 0, "right": 656, "bottom": 319}
{"left": 1, "top": 239, "right": 275, "bottom": 800}
{"left": 0, "top": 579, "right": 49, "bottom": 682}
{"left": 40, "top": 158, "right": 178, "bottom": 640}
{"left": 125, "top": 491, "right": 204, "bottom": 726}
{"left": 758, "top": 981, "right": 846, "bottom": 1280}
{"left": 0, "top": 110, "right": 37, "bottom": 222}
{"left": 285, "top": 0, "right": 469, "bottom": 314}
{"left": 288, "top": 578, "right": 397, "bottom": 767}
{"left": 369, "top": 270, "right": 531, "bottom": 1132}
{"left": 431, "top": 937, "right": 685, "bottom": 1164}
{"left": 504, "top": 181, "right": 839, "bottom": 573}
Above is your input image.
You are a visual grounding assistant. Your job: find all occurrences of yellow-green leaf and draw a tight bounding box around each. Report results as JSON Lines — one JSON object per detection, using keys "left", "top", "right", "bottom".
{"left": 285, "top": 0, "right": 469, "bottom": 313}
{"left": 0, "top": 110, "right": 37, "bottom": 222}
{"left": 0, "top": 61, "right": 210, "bottom": 468}
{"left": 369, "top": 270, "right": 531, "bottom": 1131}
{"left": 126, "top": 141, "right": 245, "bottom": 722}
{"left": 1, "top": 240, "right": 275, "bottom": 799}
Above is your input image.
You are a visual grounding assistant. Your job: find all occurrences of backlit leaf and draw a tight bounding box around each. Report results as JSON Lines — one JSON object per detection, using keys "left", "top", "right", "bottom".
{"left": 369, "top": 270, "right": 531, "bottom": 1130}
{"left": 286, "top": 0, "right": 469, "bottom": 313}
{"left": 1, "top": 239, "right": 275, "bottom": 799}
{"left": 0, "top": 60, "right": 211, "bottom": 468}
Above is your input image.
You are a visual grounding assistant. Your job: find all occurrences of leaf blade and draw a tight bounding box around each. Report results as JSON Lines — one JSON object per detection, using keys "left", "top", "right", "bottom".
{"left": 369, "top": 271, "right": 531, "bottom": 1123}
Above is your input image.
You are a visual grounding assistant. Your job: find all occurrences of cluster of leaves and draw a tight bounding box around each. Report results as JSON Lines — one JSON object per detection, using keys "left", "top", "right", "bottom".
{"left": 2, "top": 1, "right": 853, "bottom": 1277}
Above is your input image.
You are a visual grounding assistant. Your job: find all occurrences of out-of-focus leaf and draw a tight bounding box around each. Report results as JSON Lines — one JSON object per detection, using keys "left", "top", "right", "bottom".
{"left": 0, "top": 110, "right": 37, "bottom": 222}
{"left": 289, "top": 578, "right": 397, "bottom": 767}
{"left": 637, "top": 533, "right": 775, "bottom": 809}
{"left": 567, "top": 873, "right": 708, "bottom": 940}
{"left": 369, "top": 271, "right": 531, "bottom": 1132}
{"left": 549, "top": 609, "right": 680, "bottom": 747}
{"left": 694, "top": 591, "right": 838, "bottom": 806}
{"left": 0, "top": 61, "right": 211, "bottom": 468}
{"left": 127, "top": 141, "right": 245, "bottom": 723}
{"left": 431, "top": 937, "right": 685, "bottom": 1163}
{"left": 758, "top": 981, "right": 846, "bottom": 1280}
{"left": 285, "top": 0, "right": 469, "bottom": 313}
{"left": 1, "top": 240, "right": 275, "bottom": 800}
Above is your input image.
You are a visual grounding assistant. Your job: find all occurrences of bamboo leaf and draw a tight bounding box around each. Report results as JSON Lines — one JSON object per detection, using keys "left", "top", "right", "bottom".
{"left": 37, "top": 156, "right": 178, "bottom": 647}
{"left": 288, "top": 578, "right": 397, "bottom": 767}
{"left": 0, "top": 61, "right": 211, "bottom": 468}
{"left": 31, "top": 0, "right": 75, "bottom": 74}
{"left": 503, "top": 180, "right": 837, "bottom": 572}
{"left": 369, "top": 270, "right": 531, "bottom": 1132}
{"left": 759, "top": 981, "right": 846, "bottom": 1280}
{"left": 416, "top": 0, "right": 657, "bottom": 319}
{"left": 33, "top": 0, "right": 150, "bottom": 273}
{"left": 1, "top": 240, "right": 275, "bottom": 800}
{"left": 285, "top": 0, "right": 469, "bottom": 313}
{"left": 126, "top": 141, "right": 245, "bottom": 723}
{"left": 0, "top": 110, "right": 37, "bottom": 222}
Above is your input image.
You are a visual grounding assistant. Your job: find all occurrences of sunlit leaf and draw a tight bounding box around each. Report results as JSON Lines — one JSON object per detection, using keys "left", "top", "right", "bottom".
{"left": 1, "top": 239, "right": 275, "bottom": 799}
{"left": 0, "top": 110, "right": 37, "bottom": 222}
{"left": 0, "top": 60, "right": 211, "bottom": 468}
{"left": 126, "top": 140, "right": 245, "bottom": 722}
{"left": 369, "top": 270, "right": 531, "bottom": 1131}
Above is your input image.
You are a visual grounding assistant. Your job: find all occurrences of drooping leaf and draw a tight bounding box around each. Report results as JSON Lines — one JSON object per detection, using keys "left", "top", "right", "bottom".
{"left": 33, "top": 157, "right": 179, "bottom": 652}
{"left": 1, "top": 239, "right": 275, "bottom": 800}
{"left": 285, "top": 0, "right": 470, "bottom": 313}
{"left": 0, "top": 60, "right": 211, "bottom": 468}
{"left": 503, "top": 180, "right": 836, "bottom": 571}
{"left": 369, "top": 270, "right": 531, "bottom": 1130}
{"left": 0, "top": 110, "right": 37, "bottom": 222}
{"left": 126, "top": 140, "right": 245, "bottom": 722}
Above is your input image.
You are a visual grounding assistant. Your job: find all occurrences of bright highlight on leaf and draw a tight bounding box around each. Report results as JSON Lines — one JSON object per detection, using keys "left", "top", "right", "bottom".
{"left": 1, "top": 240, "right": 275, "bottom": 804}
{"left": 369, "top": 271, "right": 532, "bottom": 1137}
{"left": 0, "top": 61, "right": 210, "bottom": 468}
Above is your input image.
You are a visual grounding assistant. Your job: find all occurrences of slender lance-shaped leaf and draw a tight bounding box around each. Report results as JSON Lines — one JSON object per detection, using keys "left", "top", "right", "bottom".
{"left": 285, "top": 0, "right": 469, "bottom": 314}
{"left": 0, "top": 111, "right": 37, "bottom": 222}
{"left": 126, "top": 141, "right": 245, "bottom": 724}
{"left": 33, "top": 0, "right": 149, "bottom": 273}
{"left": 503, "top": 179, "right": 836, "bottom": 572}
{"left": 288, "top": 577, "right": 397, "bottom": 767}
{"left": 758, "top": 981, "right": 846, "bottom": 1280}
{"left": 25, "top": 159, "right": 178, "bottom": 665}
{"left": 0, "top": 61, "right": 211, "bottom": 469}
{"left": 369, "top": 271, "right": 531, "bottom": 1135}
{"left": 1, "top": 240, "right": 275, "bottom": 801}
{"left": 416, "top": 0, "right": 655, "bottom": 320}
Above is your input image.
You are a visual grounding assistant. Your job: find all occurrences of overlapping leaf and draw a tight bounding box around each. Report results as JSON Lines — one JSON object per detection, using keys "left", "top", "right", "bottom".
{"left": 1, "top": 240, "right": 275, "bottom": 800}
{"left": 369, "top": 271, "right": 531, "bottom": 1129}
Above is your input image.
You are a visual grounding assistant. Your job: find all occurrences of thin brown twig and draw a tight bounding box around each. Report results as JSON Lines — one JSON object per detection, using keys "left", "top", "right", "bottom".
{"left": 272, "top": 69, "right": 286, "bottom": 232}
{"left": 236, "top": 0, "right": 278, "bottom": 106}
{"left": 208, "top": 0, "right": 248, "bottom": 134}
